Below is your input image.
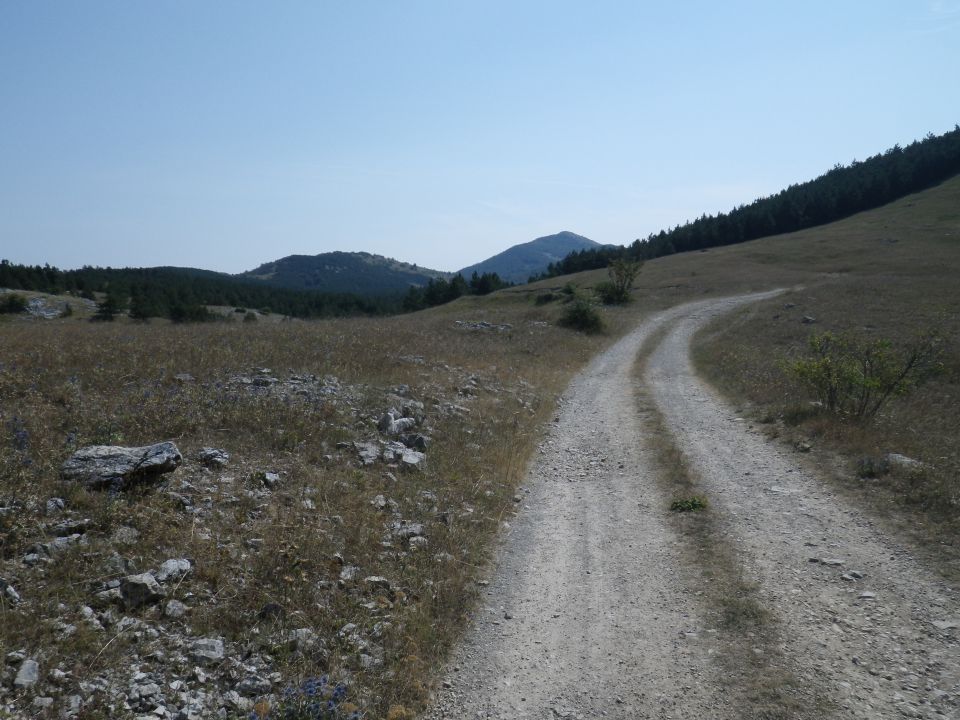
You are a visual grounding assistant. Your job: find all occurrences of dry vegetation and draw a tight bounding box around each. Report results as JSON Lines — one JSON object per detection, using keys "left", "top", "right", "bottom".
{"left": 0, "top": 288, "right": 641, "bottom": 719}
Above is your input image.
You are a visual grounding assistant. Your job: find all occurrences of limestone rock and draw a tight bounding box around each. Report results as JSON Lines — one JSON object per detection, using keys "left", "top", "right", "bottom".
{"left": 13, "top": 658, "right": 39, "bottom": 688}
{"left": 61, "top": 442, "right": 182, "bottom": 490}
{"left": 120, "top": 573, "right": 165, "bottom": 609}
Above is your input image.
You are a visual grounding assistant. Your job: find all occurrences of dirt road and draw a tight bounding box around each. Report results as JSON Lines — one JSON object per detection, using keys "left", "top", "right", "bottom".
{"left": 428, "top": 294, "right": 960, "bottom": 719}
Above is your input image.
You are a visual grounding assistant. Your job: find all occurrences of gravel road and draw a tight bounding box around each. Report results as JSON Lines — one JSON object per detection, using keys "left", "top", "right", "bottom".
{"left": 428, "top": 293, "right": 960, "bottom": 720}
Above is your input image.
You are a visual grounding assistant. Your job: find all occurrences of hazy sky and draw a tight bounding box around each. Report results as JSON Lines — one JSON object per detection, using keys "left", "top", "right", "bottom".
{"left": 2, "top": 2, "right": 958, "bottom": 274}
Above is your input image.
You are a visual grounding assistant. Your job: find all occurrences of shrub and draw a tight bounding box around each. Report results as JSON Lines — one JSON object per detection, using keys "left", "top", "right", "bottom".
{"left": 244, "top": 311, "right": 258, "bottom": 323}
{"left": 557, "top": 299, "right": 604, "bottom": 334}
{"left": 594, "top": 280, "right": 628, "bottom": 305}
{"left": 0, "top": 294, "right": 28, "bottom": 314}
{"left": 596, "top": 259, "right": 642, "bottom": 305}
{"left": 534, "top": 292, "right": 558, "bottom": 306}
{"left": 789, "top": 330, "right": 943, "bottom": 420}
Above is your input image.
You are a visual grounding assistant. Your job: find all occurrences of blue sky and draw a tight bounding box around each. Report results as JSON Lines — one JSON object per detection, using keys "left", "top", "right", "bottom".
{"left": 1, "top": 1, "right": 958, "bottom": 274}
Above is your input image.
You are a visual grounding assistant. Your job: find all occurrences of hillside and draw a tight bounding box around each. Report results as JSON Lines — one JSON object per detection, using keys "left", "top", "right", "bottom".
{"left": 241, "top": 251, "right": 452, "bottom": 295}
{"left": 458, "top": 231, "right": 603, "bottom": 284}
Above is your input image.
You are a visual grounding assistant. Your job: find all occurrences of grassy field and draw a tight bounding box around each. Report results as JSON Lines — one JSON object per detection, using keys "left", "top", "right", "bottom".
{"left": 0, "top": 285, "right": 647, "bottom": 718}
{"left": 1, "top": 175, "right": 957, "bottom": 718}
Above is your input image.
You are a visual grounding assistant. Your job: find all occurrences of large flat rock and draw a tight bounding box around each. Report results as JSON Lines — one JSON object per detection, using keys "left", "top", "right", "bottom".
{"left": 61, "top": 442, "right": 182, "bottom": 490}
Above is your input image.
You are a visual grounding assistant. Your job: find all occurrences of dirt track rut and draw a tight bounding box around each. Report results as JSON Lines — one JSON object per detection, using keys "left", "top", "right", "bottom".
{"left": 428, "top": 294, "right": 960, "bottom": 719}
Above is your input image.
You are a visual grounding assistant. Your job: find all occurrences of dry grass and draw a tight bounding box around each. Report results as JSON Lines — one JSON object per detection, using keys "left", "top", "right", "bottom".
{"left": 0, "top": 290, "right": 642, "bottom": 718}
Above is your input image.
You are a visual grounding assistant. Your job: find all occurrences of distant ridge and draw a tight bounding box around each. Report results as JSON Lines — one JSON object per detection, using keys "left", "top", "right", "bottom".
{"left": 458, "top": 231, "right": 605, "bottom": 284}
{"left": 241, "top": 251, "right": 452, "bottom": 296}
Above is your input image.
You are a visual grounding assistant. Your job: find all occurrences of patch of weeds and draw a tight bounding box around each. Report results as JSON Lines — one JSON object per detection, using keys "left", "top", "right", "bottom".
{"left": 534, "top": 292, "right": 558, "bottom": 306}
{"left": 670, "top": 495, "right": 709, "bottom": 512}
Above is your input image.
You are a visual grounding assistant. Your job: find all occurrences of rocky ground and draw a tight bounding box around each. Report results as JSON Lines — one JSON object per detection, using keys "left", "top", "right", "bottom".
{"left": 428, "top": 294, "right": 960, "bottom": 719}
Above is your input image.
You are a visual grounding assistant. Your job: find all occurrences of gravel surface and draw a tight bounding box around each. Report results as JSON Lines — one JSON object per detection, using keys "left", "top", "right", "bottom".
{"left": 428, "top": 293, "right": 960, "bottom": 720}
{"left": 647, "top": 294, "right": 960, "bottom": 719}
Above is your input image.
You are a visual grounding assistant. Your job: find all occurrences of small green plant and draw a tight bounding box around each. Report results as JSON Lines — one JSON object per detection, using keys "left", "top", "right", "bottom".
{"left": 244, "top": 311, "right": 259, "bottom": 323}
{"left": 670, "top": 495, "right": 709, "bottom": 512}
{"left": 557, "top": 298, "right": 604, "bottom": 334}
{"left": 789, "top": 330, "right": 943, "bottom": 420}
{"left": 856, "top": 455, "right": 890, "bottom": 479}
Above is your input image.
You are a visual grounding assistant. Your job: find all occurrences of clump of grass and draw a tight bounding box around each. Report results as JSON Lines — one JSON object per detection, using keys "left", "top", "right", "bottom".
{"left": 670, "top": 495, "right": 709, "bottom": 512}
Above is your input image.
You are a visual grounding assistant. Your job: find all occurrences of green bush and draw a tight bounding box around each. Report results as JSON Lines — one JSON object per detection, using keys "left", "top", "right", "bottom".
{"left": 244, "top": 311, "right": 258, "bottom": 323}
{"left": 594, "top": 280, "right": 629, "bottom": 305}
{"left": 557, "top": 299, "right": 604, "bottom": 334}
{"left": 0, "top": 294, "right": 28, "bottom": 314}
{"left": 789, "top": 330, "right": 942, "bottom": 420}
{"left": 595, "top": 259, "right": 642, "bottom": 305}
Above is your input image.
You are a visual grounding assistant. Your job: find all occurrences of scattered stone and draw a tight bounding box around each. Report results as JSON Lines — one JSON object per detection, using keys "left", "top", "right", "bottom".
{"left": 257, "top": 602, "right": 285, "bottom": 621}
{"left": 50, "top": 518, "right": 92, "bottom": 536}
{"left": 120, "top": 573, "right": 165, "bottom": 609}
{"left": 801, "top": 315, "right": 817, "bottom": 324}
{"left": 858, "top": 591, "right": 877, "bottom": 600}
{"left": 163, "top": 599, "right": 188, "bottom": 619}
{"left": 339, "top": 565, "right": 360, "bottom": 582}
{"left": 364, "top": 576, "right": 392, "bottom": 591}
{"left": 61, "top": 442, "right": 183, "bottom": 490}
{"left": 196, "top": 447, "right": 229, "bottom": 468}
{"left": 821, "top": 558, "right": 844, "bottom": 566}
{"left": 0, "top": 578, "right": 20, "bottom": 604}
{"left": 287, "top": 628, "right": 320, "bottom": 653}
{"left": 454, "top": 320, "right": 513, "bottom": 332}
{"left": 173, "top": 373, "right": 195, "bottom": 384}
{"left": 13, "top": 658, "right": 39, "bottom": 688}
{"left": 885, "top": 453, "right": 924, "bottom": 472}
{"left": 354, "top": 441, "right": 381, "bottom": 466}
{"left": 188, "top": 638, "right": 225, "bottom": 666}
{"left": 155, "top": 558, "right": 191, "bottom": 583}
{"left": 235, "top": 675, "right": 272, "bottom": 697}
{"left": 261, "top": 472, "right": 280, "bottom": 489}
{"left": 391, "top": 521, "right": 426, "bottom": 540}
{"left": 931, "top": 619, "right": 959, "bottom": 631}
{"left": 45, "top": 497, "right": 66, "bottom": 515}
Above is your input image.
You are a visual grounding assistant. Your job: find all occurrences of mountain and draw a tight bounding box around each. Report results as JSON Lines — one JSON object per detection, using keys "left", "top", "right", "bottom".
{"left": 458, "top": 231, "right": 606, "bottom": 284}
{"left": 241, "top": 251, "right": 452, "bottom": 296}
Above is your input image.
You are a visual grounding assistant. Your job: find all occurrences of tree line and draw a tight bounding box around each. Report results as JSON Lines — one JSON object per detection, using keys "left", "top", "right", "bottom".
{"left": 535, "top": 125, "right": 960, "bottom": 279}
{"left": 0, "top": 263, "right": 509, "bottom": 320}
{"left": 0, "top": 263, "right": 399, "bottom": 320}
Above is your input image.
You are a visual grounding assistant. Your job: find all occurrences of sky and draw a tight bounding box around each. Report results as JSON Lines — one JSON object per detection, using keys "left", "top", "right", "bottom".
{"left": 1, "top": 2, "right": 958, "bottom": 274}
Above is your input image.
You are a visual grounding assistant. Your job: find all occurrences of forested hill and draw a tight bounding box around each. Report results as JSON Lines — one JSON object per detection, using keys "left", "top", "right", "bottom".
{"left": 0, "top": 263, "right": 397, "bottom": 319}
{"left": 541, "top": 125, "right": 960, "bottom": 277}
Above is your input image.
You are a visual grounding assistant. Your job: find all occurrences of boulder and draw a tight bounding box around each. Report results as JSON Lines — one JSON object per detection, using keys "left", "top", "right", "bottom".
{"left": 61, "top": 442, "right": 182, "bottom": 490}
{"left": 196, "top": 447, "right": 229, "bottom": 468}
{"left": 188, "top": 637, "right": 225, "bottom": 666}
{"left": 120, "top": 573, "right": 165, "bottom": 609}
{"left": 14, "top": 658, "right": 39, "bottom": 688}
{"left": 155, "top": 558, "right": 191, "bottom": 583}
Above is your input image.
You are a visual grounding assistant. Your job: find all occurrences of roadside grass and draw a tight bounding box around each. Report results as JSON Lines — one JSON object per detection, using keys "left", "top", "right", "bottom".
{"left": 0, "top": 291, "right": 643, "bottom": 717}
{"left": 634, "top": 339, "right": 828, "bottom": 720}
{"left": 690, "top": 178, "right": 960, "bottom": 579}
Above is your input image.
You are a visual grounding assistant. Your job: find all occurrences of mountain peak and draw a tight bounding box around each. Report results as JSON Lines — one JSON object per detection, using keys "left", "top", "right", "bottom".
{"left": 459, "top": 232, "right": 604, "bottom": 284}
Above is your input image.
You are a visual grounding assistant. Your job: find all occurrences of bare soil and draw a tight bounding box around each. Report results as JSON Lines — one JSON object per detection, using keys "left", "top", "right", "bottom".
{"left": 428, "top": 294, "right": 960, "bottom": 720}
